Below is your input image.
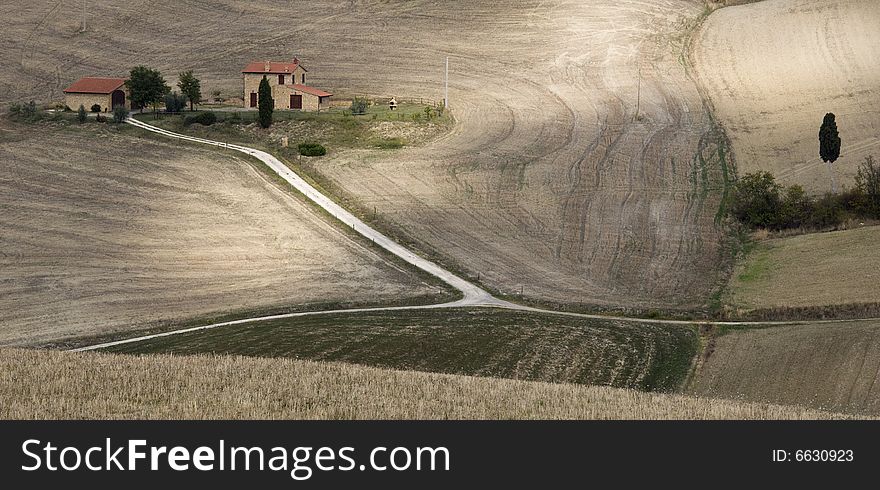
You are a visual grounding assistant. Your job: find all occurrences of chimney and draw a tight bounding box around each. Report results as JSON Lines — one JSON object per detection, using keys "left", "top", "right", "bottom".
{"left": 264, "top": 61, "right": 271, "bottom": 72}
{"left": 293, "top": 57, "right": 300, "bottom": 64}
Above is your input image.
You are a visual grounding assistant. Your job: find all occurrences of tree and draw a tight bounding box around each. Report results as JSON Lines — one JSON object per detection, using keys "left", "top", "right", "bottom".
{"left": 77, "top": 104, "right": 87, "bottom": 123}
{"left": 164, "top": 91, "right": 187, "bottom": 114}
{"left": 349, "top": 97, "right": 367, "bottom": 115}
{"left": 819, "top": 112, "right": 841, "bottom": 192}
{"left": 732, "top": 171, "right": 782, "bottom": 229}
{"left": 855, "top": 155, "right": 880, "bottom": 217}
{"left": 113, "top": 105, "right": 129, "bottom": 124}
{"left": 258, "top": 76, "right": 274, "bottom": 128}
{"left": 177, "top": 71, "right": 202, "bottom": 111}
{"left": 126, "top": 66, "right": 170, "bottom": 115}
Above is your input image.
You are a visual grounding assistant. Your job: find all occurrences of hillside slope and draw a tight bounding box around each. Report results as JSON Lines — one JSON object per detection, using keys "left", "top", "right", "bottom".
{"left": 693, "top": 0, "right": 880, "bottom": 192}
{"left": 693, "top": 320, "right": 880, "bottom": 415}
{"left": 0, "top": 0, "right": 732, "bottom": 312}
{"left": 0, "top": 123, "right": 443, "bottom": 346}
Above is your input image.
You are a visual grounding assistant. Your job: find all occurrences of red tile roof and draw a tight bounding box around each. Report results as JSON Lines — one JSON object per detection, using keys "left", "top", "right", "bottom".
{"left": 242, "top": 59, "right": 308, "bottom": 74}
{"left": 63, "top": 77, "right": 127, "bottom": 94}
{"left": 288, "top": 84, "right": 332, "bottom": 97}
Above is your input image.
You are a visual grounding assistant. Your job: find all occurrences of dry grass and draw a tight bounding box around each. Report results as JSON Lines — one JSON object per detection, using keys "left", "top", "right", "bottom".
{"left": 0, "top": 348, "right": 855, "bottom": 420}
{"left": 0, "top": 0, "right": 732, "bottom": 312}
{"left": 692, "top": 320, "right": 880, "bottom": 416}
{"left": 0, "top": 121, "right": 445, "bottom": 347}
{"left": 692, "top": 0, "right": 880, "bottom": 192}
{"left": 728, "top": 225, "right": 880, "bottom": 313}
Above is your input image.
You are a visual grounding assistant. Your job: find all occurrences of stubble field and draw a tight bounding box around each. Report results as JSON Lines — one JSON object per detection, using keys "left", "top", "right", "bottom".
{"left": 727, "top": 226, "right": 880, "bottom": 316}
{"left": 0, "top": 348, "right": 854, "bottom": 420}
{"left": 0, "top": 122, "right": 445, "bottom": 347}
{"left": 693, "top": 320, "right": 880, "bottom": 415}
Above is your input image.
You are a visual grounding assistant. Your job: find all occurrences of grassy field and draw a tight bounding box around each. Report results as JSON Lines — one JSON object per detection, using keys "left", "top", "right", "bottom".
{"left": 0, "top": 348, "right": 854, "bottom": 420}
{"left": 101, "top": 308, "right": 698, "bottom": 392}
{"left": 692, "top": 319, "right": 880, "bottom": 416}
{"left": 132, "top": 102, "right": 451, "bottom": 153}
{"left": 0, "top": 120, "right": 447, "bottom": 347}
{"left": 727, "top": 226, "right": 880, "bottom": 318}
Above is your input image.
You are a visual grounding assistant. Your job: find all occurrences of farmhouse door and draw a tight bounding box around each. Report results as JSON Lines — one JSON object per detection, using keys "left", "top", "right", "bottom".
{"left": 250, "top": 93, "right": 257, "bottom": 108}
{"left": 291, "top": 94, "right": 303, "bottom": 110}
{"left": 111, "top": 90, "right": 126, "bottom": 109}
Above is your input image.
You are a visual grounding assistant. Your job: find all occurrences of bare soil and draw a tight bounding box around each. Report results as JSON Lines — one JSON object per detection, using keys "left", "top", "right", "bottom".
{"left": 0, "top": 122, "right": 444, "bottom": 346}
{"left": 692, "top": 0, "right": 880, "bottom": 193}
{"left": 0, "top": 0, "right": 733, "bottom": 312}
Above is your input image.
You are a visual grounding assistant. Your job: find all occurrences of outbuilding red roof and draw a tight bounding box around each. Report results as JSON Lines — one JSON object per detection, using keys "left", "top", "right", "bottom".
{"left": 242, "top": 59, "right": 308, "bottom": 74}
{"left": 289, "top": 84, "right": 333, "bottom": 97}
{"left": 63, "top": 77, "right": 127, "bottom": 94}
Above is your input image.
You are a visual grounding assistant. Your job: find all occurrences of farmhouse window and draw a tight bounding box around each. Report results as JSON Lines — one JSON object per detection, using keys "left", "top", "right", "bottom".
{"left": 278, "top": 74, "right": 285, "bottom": 85}
{"left": 250, "top": 92, "right": 257, "bottom": 108}
{"left": 301, "top": 74, "right": 305, "bottom": 84}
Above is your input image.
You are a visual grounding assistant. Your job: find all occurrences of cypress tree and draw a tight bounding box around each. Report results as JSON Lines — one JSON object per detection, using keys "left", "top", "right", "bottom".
{"left": 819, "top": 112, "right": 841, "bottom": 164}
{"left": 258, "top": 76, "right": 274, "bottom": 129}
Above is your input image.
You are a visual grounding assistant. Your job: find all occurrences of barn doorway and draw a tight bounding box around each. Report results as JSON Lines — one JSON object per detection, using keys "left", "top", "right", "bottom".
{"left": 290, "top": 94, "right": 303, "bottom": 110}
{"left": 250, "top": 93, "right": 258, "bottom": 108}
{"left": 111, "top": 90, "right": 126, "bottom": 109}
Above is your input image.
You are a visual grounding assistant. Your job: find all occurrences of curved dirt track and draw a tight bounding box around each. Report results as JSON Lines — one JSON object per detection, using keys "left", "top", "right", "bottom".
{"left": 692, "top": 0, "right": 880, "bottom": 192}
{"left": 0, "top": 123, "right": 444, "bottom": 347}
{"left": 70, "top": 118, "right": 880, "bottom": 353}
{"left": 1, "top": 0, "right": 732, "bottom": 312}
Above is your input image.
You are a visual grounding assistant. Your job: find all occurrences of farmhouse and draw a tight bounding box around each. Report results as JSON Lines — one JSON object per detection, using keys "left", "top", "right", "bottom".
{"left": 242, "top": 58, "right": 332, "bottom": 111}
{"left": 63, "top": 77, "right": 130, "bottom": 113}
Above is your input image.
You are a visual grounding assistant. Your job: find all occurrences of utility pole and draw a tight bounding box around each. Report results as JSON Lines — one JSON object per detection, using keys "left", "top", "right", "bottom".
{"left": 444, "top": 56, "right": 449, "bottom": 109}
{"left": 636, "top": 65, "right": 642, "bottom": 120}
{"left": 81, "top": 0, "right": 86, "bottom": 32}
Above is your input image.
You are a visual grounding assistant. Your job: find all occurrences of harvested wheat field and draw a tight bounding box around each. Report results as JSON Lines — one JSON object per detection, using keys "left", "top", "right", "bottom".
{"left": 0, "top": 0, "right": 733, "bottom": 312}
{"left": 0, "top": 348, "right": 854, "bottom": 419}
{"left": 693, "top": 0, "right": 880, "bottom": 192}
{"left": 0, "top": 122, "right": 445, "bottom": 347}
{"left": 693, "top": 320, "right": 880, "bottom": 415}
{"left": 728, "top": 226, "right": 880, "bottom": 315}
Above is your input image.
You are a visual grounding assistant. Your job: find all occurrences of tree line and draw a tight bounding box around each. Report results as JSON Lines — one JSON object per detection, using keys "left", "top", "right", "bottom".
{"left": 732, "top": 155, "right": 880, "bottom": 230}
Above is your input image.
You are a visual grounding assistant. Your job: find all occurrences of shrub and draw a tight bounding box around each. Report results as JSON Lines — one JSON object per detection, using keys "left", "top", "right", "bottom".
{"left": 423, "top": 106, "right": 433, "bottom": 120}
{"left": 732, "top": 171, "right": 781, "bottom": 229}
{"left": 113, "top": 105, "right": 129, "bottom": 124}
{"left": 164, "top": 91, "right": 187, "bottom": 114}
{"left": 90, "top": 104, "right": 102, "bottom": 113}
{"left": 298, "top": 142, "right": 326, "bottom": 157}
{"left": 95, "top": 114, "right": 107, "bottom": 123}
{"left": 855, "top": 155, "right": 880, "bottom": 218}
{"left": 372, "top": 137, "right": 405, "bottom": 149}
{"left": 349, "top": 97, "right": 368, "bottom": 115}
{"left": 183, "top": 112, "right": 217, "bottom": 126}
{"left": 77, "top": 104, "right": 87, "bottom": 123}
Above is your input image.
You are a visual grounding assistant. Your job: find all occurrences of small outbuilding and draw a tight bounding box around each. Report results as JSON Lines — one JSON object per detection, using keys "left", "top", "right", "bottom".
{"left": 242, "top": 58, "right": 332, "bottom": 111}
{"left": 63, "top": 77, "right": 130, "bottom": 113}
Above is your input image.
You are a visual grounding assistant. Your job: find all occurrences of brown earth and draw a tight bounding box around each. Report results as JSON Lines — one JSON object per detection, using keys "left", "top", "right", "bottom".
{"left": 692, "top": 0, "right": 880, "bottom": 193}
{"left": 692, "top": 320, "right": 880, "bottom": 415}
{"left": 0, "top": 122, "right": 444, "bottom": 347}
{"left": 0, "top": 348, "right": 855, "bottom": 419}
{"left": 0, "top": 0, "right": 732, "bottom": 312}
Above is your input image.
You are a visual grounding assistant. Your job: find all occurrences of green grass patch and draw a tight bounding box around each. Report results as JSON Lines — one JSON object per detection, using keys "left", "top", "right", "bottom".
{"left": 370, "top": 137, "right": 405, "bottom": 149}
{"left": 103, "top": 308, "right": 699, "bottom": 393}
